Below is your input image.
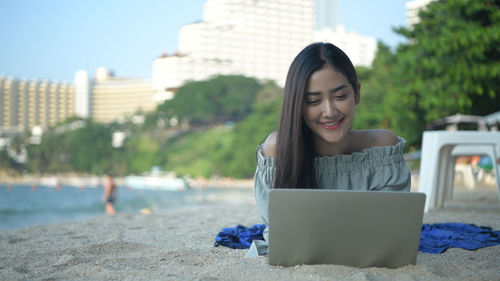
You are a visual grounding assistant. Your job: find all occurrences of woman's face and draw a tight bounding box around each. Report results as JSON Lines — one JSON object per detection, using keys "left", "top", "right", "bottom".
{"left": 302, "top": 65, "right": 359, "bottom": 149}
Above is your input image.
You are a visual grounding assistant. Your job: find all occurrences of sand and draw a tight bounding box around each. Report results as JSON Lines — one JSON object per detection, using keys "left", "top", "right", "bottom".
{"left": 1, "top": 185, "right": 499, "bottom": 281}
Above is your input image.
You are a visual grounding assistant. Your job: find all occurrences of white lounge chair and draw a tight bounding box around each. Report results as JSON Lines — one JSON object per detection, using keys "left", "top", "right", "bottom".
{"left": 418, "top": 131, "right": 500, "bottom": 212}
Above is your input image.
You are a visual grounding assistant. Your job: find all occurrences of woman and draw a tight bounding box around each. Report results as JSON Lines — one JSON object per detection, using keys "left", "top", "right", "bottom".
{"left": 246, "top": 42, "right": 411, "bottom": 257}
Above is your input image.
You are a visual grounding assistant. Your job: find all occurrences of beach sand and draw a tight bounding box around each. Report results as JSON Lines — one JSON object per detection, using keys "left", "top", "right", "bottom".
{"left": 1, "top": 184, "right": 499, "bottom": 280}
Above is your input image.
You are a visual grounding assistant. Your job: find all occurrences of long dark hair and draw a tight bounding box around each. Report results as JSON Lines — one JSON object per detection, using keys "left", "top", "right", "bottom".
{"left": 274, "top": 42, "right": 359, "bottom": 189}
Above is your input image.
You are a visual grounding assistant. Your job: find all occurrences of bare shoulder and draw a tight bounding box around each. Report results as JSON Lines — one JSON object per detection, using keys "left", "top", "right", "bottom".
{"left": 372, "top": 129, "right": 398, "bottom": 146}
{"left": 261, "top": 131, "right": 277, "bottom": 158}
{"left": 355, "top": 129, "right": 398, "bottom": 149}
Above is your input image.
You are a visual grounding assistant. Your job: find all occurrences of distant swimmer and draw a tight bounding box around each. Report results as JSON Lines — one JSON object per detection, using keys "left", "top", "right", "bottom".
{"left": 102, "top": 175, "right": 117, "bottom": 215}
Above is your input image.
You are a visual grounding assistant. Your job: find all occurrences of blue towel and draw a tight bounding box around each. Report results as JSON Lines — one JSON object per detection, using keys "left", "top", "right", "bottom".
{"left": 214, "top": 224, "right": 266, "bottom": 249}
{"left": 419, "top": 223, "right": 500, "bottom": 253}
{"left": 214, "top": 223, "right": 500, "bottom": 254}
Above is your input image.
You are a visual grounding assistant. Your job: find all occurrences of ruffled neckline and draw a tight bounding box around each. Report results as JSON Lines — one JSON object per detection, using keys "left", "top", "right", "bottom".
{"left": 315, "top": 136, "right": 406, "bottom": 160}
{"left": 257, "top": 137, "right": 407, "bottom": 169}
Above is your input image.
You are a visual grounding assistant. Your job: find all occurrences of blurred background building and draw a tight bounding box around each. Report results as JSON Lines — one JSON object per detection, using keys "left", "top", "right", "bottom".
{"left": 153, "top": 0, "right": 315, "bottom": 94}
{"left": 0, "top": 75, "right": 74, "bottom": 136}
{"left": 75, "top": 67, "right": 156, "bottom": 124}
{"left": 152, "top": 0, "right": 377, "bottom": 95}
{"left": 316, "top": 0, "right": 339, "bottom": 29}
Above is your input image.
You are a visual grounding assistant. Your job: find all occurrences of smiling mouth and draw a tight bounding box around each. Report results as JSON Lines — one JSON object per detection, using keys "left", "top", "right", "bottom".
{"left": 319, "top": 117, "right": 344, "bottom": 130}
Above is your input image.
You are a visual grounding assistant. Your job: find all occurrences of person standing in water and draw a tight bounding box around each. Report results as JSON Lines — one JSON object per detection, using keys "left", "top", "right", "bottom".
{"left": 102, "top": 175, "right": 117, "bottom": 215}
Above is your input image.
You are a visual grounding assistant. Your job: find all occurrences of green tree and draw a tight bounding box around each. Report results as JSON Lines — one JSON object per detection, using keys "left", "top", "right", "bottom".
{"left": 390, "top": 0, "right": 500, "bottom": 145}
{"left": 216, "top": 81, "right": 282, "bottom": 178}
{"left": 219, "top": 98, "right": 282, "bottom": 178}
{"left": 123, "top": 135, "right": 162, "bottom": 174}
{"left": 0, "top": 147, "right": 22, "bottom": 176}
{"left": 26, "top": 132, "right": 70, "bottom": 174}
{"left": 161, "top": 127, "right": 233, "bottom": 178}
{"left": 158, "top": 83, "right": 283, "bottom": 179}
{"left": 158, "top": 75, "right": 262, "bottom": 126}
{"left": 63, "top": 120, "right": 113, "bottom": 174}
{"left": 354, "top": 42, "right": 397, "bottom": 130}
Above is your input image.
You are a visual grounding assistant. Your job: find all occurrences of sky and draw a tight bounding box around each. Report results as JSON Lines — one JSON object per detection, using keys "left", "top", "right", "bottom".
{"left": 0, "top": 0, "right": 409, "bottom": 82}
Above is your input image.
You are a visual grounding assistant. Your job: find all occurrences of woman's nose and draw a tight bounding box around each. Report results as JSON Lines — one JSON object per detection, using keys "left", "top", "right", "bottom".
{"left": 322, "top": 101, "right": 337, "bottom": 117}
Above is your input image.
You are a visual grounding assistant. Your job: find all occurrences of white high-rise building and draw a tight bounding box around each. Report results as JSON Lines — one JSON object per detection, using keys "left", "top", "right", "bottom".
{"left": 153, "top": 0, "right": 377, "bottom": 93}
{"left": 154, "top": 0, "right": 315, "bottom": 91}
{"left": 74, "top": 70, "right": 91, "bottom": 118}
{"left": 314, "top": 25, "right": 377, "bottom": 68}
{"left": 316, "top": 0, "right": 339, "bottom": 30}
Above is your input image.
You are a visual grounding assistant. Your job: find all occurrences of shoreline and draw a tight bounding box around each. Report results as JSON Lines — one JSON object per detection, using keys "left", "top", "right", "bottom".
{"left": 1, "top": 164, "right": 496, "bottom": 191}
{"left": 1, "top": 185, "right": 499, "bottom": 280}
{"left": 1, "top": 173, "right": 496, "bottom": 191}
{"left": 0, "top": 175, "right": 254, "bottom": 189}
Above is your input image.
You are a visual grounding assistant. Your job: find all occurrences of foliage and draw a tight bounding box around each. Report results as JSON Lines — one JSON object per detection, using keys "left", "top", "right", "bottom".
{"left": 121, "top": 135, "right": 162, "bottom": 175}
{"left": 26, "top": 133, "right": 68, "bottom": 174}
{"left": 25, "top": 119, "right": 114, "bottom": 175}
{"left": 389, "top": 0, "right": 500, "bottom": 145}
{"left": 160, "top": 128, "right": 231, "bottom": 178}
{"left": 255, "top": 80, "right": 283, "bottom": 104}
{"left": 220, "top": 99, "right": 282, "bottom": 178}
{"left": 354, "top": 43, "right": 397, "bottom": 130}
{"left": 157, "top": 75, "right": 262, "bottom": 126}
{"left": 0, "top": 148, "right": 23, "bottom": 176}
{"left": 160, "top": 91, "right": 282, "bottom": 179}
{"left": 64, "top": 121, "right": 113, "bottom": 173}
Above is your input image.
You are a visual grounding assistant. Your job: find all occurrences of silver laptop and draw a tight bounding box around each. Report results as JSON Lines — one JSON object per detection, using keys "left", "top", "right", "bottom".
{"left": 268, "top": 189, "right": 426, "bottom": 268}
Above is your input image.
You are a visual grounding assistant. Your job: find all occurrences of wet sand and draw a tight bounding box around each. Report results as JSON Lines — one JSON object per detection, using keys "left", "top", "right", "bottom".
{"left": 1, "top": 184, "right": 499, "bottom": 280}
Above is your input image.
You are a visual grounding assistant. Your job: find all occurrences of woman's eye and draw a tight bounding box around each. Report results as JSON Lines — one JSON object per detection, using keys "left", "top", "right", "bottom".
{"left": 307, "top": 99, "right": 320, "bottom": 104}
{"left": 335, "top": 94, "right": 347, "bottom": 100}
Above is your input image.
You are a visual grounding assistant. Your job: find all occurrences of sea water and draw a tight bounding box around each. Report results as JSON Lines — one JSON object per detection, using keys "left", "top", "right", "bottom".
{"left": 0, "top": 184, "right": 253, "bottom": 230}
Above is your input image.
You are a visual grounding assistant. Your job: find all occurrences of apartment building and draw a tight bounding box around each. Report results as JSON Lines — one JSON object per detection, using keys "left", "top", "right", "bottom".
{"left": 0, "top": 75, "right": 74, "bottom": 135}
{"left": 153, "top": 0, "right": 316, "bottom": 92}
{"left": 153, "top": 0, "right": 378, "bottom": 93}
{"left": 75, "top": 68, "right": 157, "bottom": 124}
